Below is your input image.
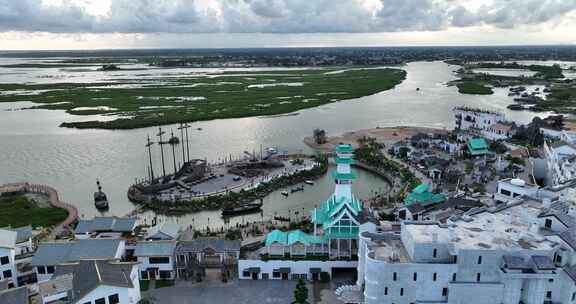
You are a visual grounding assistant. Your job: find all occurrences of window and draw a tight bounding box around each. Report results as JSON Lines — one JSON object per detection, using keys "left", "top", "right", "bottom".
{"left": 393, "top": 272, "right": 397, "bottom": 281}
{"left": 400, "top": 288, "right": 404, "bottom": 296}
{"left": 555, "top": 254, "right": 562, "bottom": 263}
{"left": 571, "top": 292, "right": 575, "bottom": 301}
{"left": 442, "top": 288, "right": 448, "bottom": 297}
{"left": 37, "top": 266, "right": 46, "bottom": 274}
{"left": 159, "top": 271, "right": 172, "bottom": 279}
{"left": 413, "top": 272, "right": 417, "bottom": 281}
{"left": 141, "top": 271, "right": 148, "bottom": 280}
{"left": 0, "top": 256, "right": 8, "bottom": 265}
{"left": 548, "top": 279, "right": 554, "bottom": 282}
{"left": 46, "top": 266, "right": 55, "bottom": 274}
{"left": 149, "top": 257, "right": 170, "bottom": 264}
{"left": 452, "top": 273, "right": 456, "bottom": 281}
{"left": 476, "top": 273, "right": 481, "bottom": 282}
{"left": 477, "top": 256, "right": 482, "bottom": 264}
{"left": 500, "top": 189, "right": 511, "bottom": 196}
{"left": 242, "top": 271, "right": 250, "bottom": 277}
{"left": 384, "top": 287, "right": 388, "bottom": 295}
{"left": 546, "top": 291, "right": 552, "bottom": 299}
{"left": 95, "top": 298, "right": 105, "bottom": 304}
{"left": 2, "top": 270, "right": 12, "bottom": 278}
{"left": 433, "top": 248, "right": 437, "bottom": 258}
{"left": 433, "top": 273, "right": 437, "bottom": 281}
{"left": 109, "top": 294, "right": 120, "bottom": 304}
{"left": 273, "top": 272, "right": 280, "bottom": 278}
{"left": 83, "top": 302, "right": 91, "bottom": 304}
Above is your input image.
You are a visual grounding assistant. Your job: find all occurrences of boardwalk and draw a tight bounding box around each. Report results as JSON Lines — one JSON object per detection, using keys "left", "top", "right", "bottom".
{"left": 0, "top": 182, "right": 79, "bottom": 237}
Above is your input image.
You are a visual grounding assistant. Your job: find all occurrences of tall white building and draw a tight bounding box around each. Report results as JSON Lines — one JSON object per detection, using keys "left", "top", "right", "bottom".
{"left": 0, "top": 229, "right": 17, "bottom": 288}
{"left": 454, "top": 107, "right": 514, "bottom": 140}
{"left": 544, "top": 141, "right": 576, "bottom": 187}
{"left": 357, "top": 198, "right": 576, "bottom": 304}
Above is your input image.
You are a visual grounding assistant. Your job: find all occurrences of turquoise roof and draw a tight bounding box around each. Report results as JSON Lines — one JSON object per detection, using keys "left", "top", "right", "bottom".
{"left": 335, "top": 156, "right": 354, "bottom": 164}
{"left": 404, "top": 183, "right": 446, "bottom": 206}
{"left": 467, "top": 138, "right": 489, "bottom": 156}
{"left": 335, "top": 144, "right": 354, "bottom": 153}
{"left": 265, "top": 230, "right": 287, "bottom": 246}
{"left": 332, "top": 171, "right": 356, "bottom": 180}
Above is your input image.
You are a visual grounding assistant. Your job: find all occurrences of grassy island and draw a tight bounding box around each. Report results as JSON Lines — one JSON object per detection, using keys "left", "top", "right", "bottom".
{"left": 456, "top": 82, "right": 494, "bottom": 95}
{"left": 0, "top": 67, "right": 406, "bottom": 130}
{"left": 0, "top": 194, "right": 68, "bottom": 228}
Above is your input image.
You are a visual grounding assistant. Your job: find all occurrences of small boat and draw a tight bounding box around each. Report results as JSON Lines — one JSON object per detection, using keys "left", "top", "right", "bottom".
{"left": 197, "top": 128, "right": 203, "bottom": 131}
{"left": 507, "top": 104, "right": 524, "bottom": 111}
{"left": 273, "top": 216, "right": 291, "bottom": 222}
{"left": 304, "top": 180, "right": 314, "bottom": 185}
{"left": 94, "top": 180, "right": 109, "bottom": 210}
{"left": 266, "top": 147, "right": 278, "bottom": 154}
{"left": 416, "top": 88, "right": 420, "bottom": 91}
{"left": 168, "top": 136, "right": 180, "bottom": 145}
{"left": 291, "top": 186, "right": 304, "bottom": 193}
{"left": 221, "top": 202, "right": 262, "bottom": 217}
{"left": 281, "top": 191, "right": 289, "bottom": 197}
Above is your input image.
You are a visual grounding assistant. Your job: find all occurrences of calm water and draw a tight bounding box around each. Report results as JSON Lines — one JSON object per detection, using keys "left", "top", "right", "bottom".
{"left": 0, "top": 60, "right": 551, "bottom": 228}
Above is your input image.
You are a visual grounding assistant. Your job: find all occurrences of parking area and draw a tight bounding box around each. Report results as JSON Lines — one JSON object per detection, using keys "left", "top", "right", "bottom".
{"left": 146, "top": 279, "right": 314, "bottom": 304}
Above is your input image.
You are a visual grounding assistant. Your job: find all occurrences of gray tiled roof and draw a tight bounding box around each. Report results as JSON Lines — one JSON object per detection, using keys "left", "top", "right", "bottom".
{"left": 134, "top": 241, "right": 176, "bottom": 257}
{"left": 32, "top": 239, "right": 122, "bottom": 266}
{"left": 564, "top": 265, "right": 576, "bottom": 283}
{"left": 502, "top": 255, "right": 533, "bottom": 270}
{"left": 531, "top": 255, "right": 556, "bottom": 270}
{"left": 0, "top": 286, "right": 28, "bottom": 304}
{"left": 558, "top": 230, "right": 576, "bottom": 250}
{"left": 1, "top": 226, "right": 32, "bottom": 244}
{"left": 0, "top": 229, "right": 17, "bottom": 249}
{"left": 176, "top": 239, "right": 240, "bottom": 253}
{"left": 74, "top": 217, "right": 137, "bottom": 234}
{"left": 54, "top": 260, "right": 135, "bottom": 302}
{"left": 147, "top": 222, "right": 180, "bottom": 240}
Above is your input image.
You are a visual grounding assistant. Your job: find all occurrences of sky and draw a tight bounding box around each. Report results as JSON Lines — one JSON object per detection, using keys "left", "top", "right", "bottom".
{"left": 0, "top": 0, "right": 575, "bottom": 50}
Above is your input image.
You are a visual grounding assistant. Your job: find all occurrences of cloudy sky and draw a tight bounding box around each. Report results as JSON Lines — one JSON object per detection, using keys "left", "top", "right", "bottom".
{"left": 0, "top": 0, "right": 575, "bottom": 50}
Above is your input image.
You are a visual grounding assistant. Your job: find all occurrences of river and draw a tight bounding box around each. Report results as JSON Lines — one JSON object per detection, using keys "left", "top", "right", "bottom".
{"left": 0, "top": 60, "right": 550, "bottom": 228}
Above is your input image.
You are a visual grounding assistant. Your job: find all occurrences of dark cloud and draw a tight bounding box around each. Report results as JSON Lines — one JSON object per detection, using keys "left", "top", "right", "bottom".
{"left": 0, "top": 0, "right": 574, "bottom": 34}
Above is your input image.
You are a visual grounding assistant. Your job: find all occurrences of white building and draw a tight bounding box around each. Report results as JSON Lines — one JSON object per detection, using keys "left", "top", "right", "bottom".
{"left": 0, "top": 229, "right": 17, "bottom": 288}
{"left": 32, "top": 239, "right": 125, "bottom": 282}
{"left": 495, "top": 178, "right": 540, "bottom": 203}
{"left": 39, "top": 260, "right": 141, "bottom": 304}
{"left": 134, "top": 241, "right": 176, "bottom": 280}
{"left": 454, "top": 107, "right": 515, "bottom": 140}
{"left": 356, "top": 197, "right": 576, "bottom": 304}
{"left": 544, "top": 141, "right": 576, "bottom": 187}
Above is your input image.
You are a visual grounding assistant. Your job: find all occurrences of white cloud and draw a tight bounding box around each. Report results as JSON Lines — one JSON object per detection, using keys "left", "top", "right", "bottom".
{"left": 0, "top": 0, "right": 575, "bottom": 34}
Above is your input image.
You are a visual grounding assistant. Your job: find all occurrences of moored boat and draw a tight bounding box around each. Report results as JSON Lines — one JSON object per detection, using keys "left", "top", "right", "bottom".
{"left": 221, "top": 202, "right": 263, "bottom": 217}
{"left": 94, "top": 180, "right": 109, "bottom": 210}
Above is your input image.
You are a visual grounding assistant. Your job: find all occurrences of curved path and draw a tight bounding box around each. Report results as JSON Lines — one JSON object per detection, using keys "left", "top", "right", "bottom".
{"left": 0, "top": 182, "right": 79, "bottom": 237}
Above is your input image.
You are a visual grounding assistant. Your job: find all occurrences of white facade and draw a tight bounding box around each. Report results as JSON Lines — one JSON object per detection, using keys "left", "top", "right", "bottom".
{"left": 357, "top": 198, "right": 576, "bottom": 304}
{"left": 238, "top": 259, "right": 357, "bottom": 281}
{"left": 495, "top": 178, "right": 539, "bottom": 203}
{"left": 0, "top": 229, "right": 17, "bottom": 288}
{"left": 75, "top": 266, "right": 141, "bottom": 304}
{"left": 544, "top": 141, "right": 576, "bottom": 187}
{"left": 137, "top": 255, "right": 175, "bottom": 280}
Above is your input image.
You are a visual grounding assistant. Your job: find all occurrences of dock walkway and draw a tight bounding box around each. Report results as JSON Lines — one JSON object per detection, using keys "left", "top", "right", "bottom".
{"left": 0, "top": 182, "right": 79, "bottom": 237}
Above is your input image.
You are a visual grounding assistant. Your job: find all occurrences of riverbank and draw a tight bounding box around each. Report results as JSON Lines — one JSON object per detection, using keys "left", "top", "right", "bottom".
{"left": 304, "top": 126, "right": 449, "bottom": 152}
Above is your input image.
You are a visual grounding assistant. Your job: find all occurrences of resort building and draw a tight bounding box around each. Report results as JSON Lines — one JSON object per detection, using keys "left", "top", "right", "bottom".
{"left": 355, "top": 196, "right": 576, "bottom": 304}
{"left": 32, "top": 239, "right": 125, "bottom": 282}
{"left": 544, "top": 141, "right": 576, "bottom": 187}
{"left": 466, "top": 137, "right": 489, "bottom": 157}
{"left": 39, "top": 260, "right": 141, "bottom": 304}
{"left": 146, "top": 222, "right": 181, "bottom": 241}
{"left": 176, "top": 240, "right": 240, "bottom": 281}
{"left": 134, "top": 241, "right": 177, "bottom": 280}
{"left": 495, "top": 178, "right": 540, "bottom": 203}
{"left": 74, "top": 217, "right": 137, "bottom": 240}
{"left": 240, "top": 144, "right": 370, "bottom": 281}
{"left": 0, "top": 229, "right": 17, "bottom": 288}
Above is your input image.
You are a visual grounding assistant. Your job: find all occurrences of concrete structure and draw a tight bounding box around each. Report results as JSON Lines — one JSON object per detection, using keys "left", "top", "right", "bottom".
{"left": 238, "top": 259, "right": 357, "bottom": 281}
{"left": 146, "top": 222, "right": 180, "bottom": 241}
{"left": 39, "top": 260, "right": 140, "bottom": 304}
{"left": 74, "top": 217, "right": 137, "bottom": 239}
{"left": 176, "top": 239, "right": 240, "bottom": 280}
{"left": 544, "top": 141, "right": 576, "bottom": 187}
{"left": 495, "top": 178, "right": 540, "bottom": 203}
{"left": 0, "top": 285, "right": 28, "bottom": 304}
{"left": 356, "top": 196, "right": 576, "bottom": 304}
{"left": 454, "top": 107, "right": 514, "bottom": 140}
{"left": 0, "top": 229, "right": 17, "bottom": 288}
{"left": 32, "top": 239, "right": 125, "bottom": 282}
{"left": 134, "top": 241, "right": 176, "bottom": 280}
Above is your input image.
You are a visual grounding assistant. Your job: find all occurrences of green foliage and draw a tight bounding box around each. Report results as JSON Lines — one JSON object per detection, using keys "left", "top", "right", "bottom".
{"left": 224, "top": 229, "right": 243, "bottom": 241}
{"left": 464, "top": 161, "right": 473, "bottom": 174}
{"left": 139, "top": 280, "right": 150, "bottom": 291}
{"left": 456, "top": 82, "right": 494, "bottom": 95}
{"left": 154, "top": 280, "right": 175, "bottom": 289}
{"left": 0, "top": 194, "right": 68, "bottom": 228}
{"left": 0, "top": 68, "right": 406, "bottom": 130}
{"left": 320, "top": 272, "right": 330, "bottom": 283}
{"left": 293, "top": 279, "right": 309, "bottom": 304}
{"left": 489, "top": 141, "right": 508, "bottom": 154}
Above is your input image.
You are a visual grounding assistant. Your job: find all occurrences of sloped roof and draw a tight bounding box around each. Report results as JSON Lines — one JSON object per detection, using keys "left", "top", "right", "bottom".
{"left": 265, "top": 230, "right": 288, "bottom": 246}
{"left": 0, "top": 229, "right": 17, "bottom": 249}
{"left": 32, "top": 239, "right": 122, "bottom": 266}
{"left": 467, "top": 138, "right": 489, "bottom": 155}
{"left": 54, "top": 260, "right": 135, "bottom": 302}
{"left": 404, "top": 184, "right": 446, "bottom": 206}
{"left": 74, "top": 217, "right": 137, "bottom": 234}
{"left": 335, "top": 144, "right": 353, "bottom": 153}
{"left": 147, "top": 222, "right": 180, "bottom": 240}
{"left": 0, "top": 286, "right": 28, "bottom": 304}
{"left": 134, "top": 241, "right": 176, "bottom": 257}
{"left": 176, "top": 239, "right": 240, "bottom": 253}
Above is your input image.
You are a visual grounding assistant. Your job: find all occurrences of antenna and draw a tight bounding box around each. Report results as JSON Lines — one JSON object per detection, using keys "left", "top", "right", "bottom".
{"left": 177, "top": 123, "right": 186, "bottom": 166}
{"left": 170, "top": 129, "right": 178, "bottom": 174}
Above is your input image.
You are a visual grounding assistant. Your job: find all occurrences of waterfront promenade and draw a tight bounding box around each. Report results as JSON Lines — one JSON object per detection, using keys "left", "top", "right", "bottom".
{"left": 0, "top": 182, "right": 79, "bottom": 237}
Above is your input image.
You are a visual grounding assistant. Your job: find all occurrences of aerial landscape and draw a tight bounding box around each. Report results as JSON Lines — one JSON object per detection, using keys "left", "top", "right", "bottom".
{"left": 1, "top": 1, "right": 576, "bottom": 304}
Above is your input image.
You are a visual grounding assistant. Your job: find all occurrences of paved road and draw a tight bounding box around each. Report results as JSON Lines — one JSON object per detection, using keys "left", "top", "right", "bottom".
{"left": 146, "top": 279, "right": 314, "bottom": 304}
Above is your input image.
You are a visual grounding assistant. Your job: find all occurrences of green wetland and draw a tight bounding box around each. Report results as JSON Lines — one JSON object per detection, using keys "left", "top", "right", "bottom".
{"left": 0, "top": 67, "right": 405, "bottom": 129}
